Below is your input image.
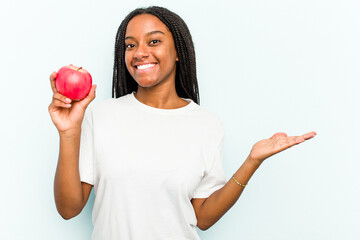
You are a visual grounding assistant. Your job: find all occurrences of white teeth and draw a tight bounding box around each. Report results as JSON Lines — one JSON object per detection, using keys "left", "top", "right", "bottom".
{"left": 137, "top": 63, "right": 155, "bottom": 70}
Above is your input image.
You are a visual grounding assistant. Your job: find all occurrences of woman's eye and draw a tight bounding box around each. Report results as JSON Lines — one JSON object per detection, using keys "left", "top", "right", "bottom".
{"left": 126, "top": 44, "right": 135, "bottom": 49}
{"left": 150, "top": 40, "right": 160, "bottom": 45}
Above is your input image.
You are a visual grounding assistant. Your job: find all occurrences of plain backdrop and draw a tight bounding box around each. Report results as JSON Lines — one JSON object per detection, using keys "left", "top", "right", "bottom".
{"left": 1, "top": 0, "right": 359, "bottom": 239}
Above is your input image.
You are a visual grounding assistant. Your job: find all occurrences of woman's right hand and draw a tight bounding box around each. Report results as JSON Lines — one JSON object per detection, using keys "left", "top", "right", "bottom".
{"left": 48, "top": 71, "right": 97, "bottom": 135}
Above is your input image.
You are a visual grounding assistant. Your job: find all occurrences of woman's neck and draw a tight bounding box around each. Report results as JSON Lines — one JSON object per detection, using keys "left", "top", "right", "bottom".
{"left": 134, "top": 87, "right": 189, "bottom": 109}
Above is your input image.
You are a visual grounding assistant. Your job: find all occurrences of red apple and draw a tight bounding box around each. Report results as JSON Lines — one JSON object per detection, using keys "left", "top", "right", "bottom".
{"left": 55, "top": 64, "right": 92, "bottom": 101}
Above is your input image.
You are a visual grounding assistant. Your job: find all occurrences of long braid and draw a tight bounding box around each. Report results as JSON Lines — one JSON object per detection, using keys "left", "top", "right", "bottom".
{"left": 112, "top": 6, "right": 200, "bottom": 104}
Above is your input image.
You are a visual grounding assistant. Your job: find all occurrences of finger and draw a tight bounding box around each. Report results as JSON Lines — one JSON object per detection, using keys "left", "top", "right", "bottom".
{"left": 270, "top": 132, "right": 287, "bottom": 139}
{"left": 50, "top": 98, "right": 72, "bottom": 109}
{"left": 79, "top": 84, "right": 97, "bottom": 109}
{"left": 287, "top": 135, "right": 310, "bottom": 145}
{"left": 50, "top": 71, "right": 57, "bottom": 81}
{"left": 53, "top": 92, "right": 72, "bottom": 104}
{"left": 281, "top": 136, "right": 304, "bottom": 147}
{"left": 302, "top": 131, "right": 317, "bottom": 140}
{"left": 295, "top": 136, "right": 305, "bottom": 144}
{"left": 50, "top": 71, "right": 58, "bottom": 93}
{"left": 283, "top": 131, "right": 317, "bottom": 145}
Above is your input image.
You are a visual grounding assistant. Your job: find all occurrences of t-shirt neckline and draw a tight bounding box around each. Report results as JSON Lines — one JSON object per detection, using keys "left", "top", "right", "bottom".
{"left": 130, "top": 91, "right": 197, "bottom": 114}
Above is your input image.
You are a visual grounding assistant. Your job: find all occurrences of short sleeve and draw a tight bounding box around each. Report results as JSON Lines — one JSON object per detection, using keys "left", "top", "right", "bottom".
{"left": 79, "top": 106, "right": 94, "bottom": 185}
{"left": 193, "top": 119, "right": 227, "bottom": 198}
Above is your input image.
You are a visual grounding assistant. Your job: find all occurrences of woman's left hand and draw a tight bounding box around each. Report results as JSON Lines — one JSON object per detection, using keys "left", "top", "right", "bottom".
{"left": 248, "top": 131, "right": 317, "bottom": 166}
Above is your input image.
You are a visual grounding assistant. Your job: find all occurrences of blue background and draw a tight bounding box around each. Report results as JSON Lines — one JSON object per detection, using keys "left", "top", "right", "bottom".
{"left": 1, "top": 0, "right": 359, "bottom": 239}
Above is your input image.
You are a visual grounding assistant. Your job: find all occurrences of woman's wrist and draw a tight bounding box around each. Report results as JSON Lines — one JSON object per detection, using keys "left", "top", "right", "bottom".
{"left": 59, "top": 127, "right": 81, "bottom": 139}
{"left": 244, "top": 155, "right": 263, "bottom": 170}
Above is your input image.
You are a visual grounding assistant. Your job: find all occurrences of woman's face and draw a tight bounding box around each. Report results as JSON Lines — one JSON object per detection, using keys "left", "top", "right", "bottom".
{"left": 124, "top": 14, "right": 178, "bottom": 89}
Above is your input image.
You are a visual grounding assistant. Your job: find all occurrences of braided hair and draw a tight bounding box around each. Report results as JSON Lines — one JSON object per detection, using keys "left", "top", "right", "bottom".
{"left": 112, "top": 6, "right": 200, "bottom": 104}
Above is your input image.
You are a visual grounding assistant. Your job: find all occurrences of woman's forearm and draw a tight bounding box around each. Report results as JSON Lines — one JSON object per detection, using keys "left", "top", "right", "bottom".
{"left": 197, "top": 156, "right": 261, "bottom": 230}
{"left": 197, "top": 131, "right": 316, "bottom": 230}
{"left": 54, "top": 129, "right": 85, "bottom": 219}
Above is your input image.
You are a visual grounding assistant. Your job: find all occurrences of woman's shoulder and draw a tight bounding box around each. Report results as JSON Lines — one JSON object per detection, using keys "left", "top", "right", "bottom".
{"left": 193, "top": 104, "right": 222, "bottom": 121}
{"left": 192, "top": 104, "right": 224, "bottom": 132}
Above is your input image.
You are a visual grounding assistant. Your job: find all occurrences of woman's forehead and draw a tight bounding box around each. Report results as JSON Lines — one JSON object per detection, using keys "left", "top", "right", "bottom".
{"left": 125, "top": 14, "right": 171, "bottom": 37}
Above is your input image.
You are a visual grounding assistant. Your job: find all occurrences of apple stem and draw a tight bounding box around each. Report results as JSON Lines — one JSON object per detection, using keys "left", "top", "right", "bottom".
{"left": 77, "top": 67, "right": 83, "bottom": 71}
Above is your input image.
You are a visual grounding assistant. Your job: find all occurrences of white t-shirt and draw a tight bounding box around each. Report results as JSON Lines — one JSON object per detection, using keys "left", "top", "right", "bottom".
{"left": 79, "top": 92, "right": 227, "bottom": 240}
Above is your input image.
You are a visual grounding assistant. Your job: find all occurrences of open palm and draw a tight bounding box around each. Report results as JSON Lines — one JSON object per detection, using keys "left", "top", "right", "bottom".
{"left": 249, "top": 131, "right": 316, "bottom": 165}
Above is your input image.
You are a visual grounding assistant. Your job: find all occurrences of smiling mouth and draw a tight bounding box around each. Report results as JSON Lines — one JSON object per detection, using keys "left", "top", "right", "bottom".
{"left": 136, "top": 63, "right": 156, "bottom": 70}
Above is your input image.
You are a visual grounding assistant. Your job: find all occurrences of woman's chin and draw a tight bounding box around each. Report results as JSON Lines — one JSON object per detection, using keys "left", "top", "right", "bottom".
{"left": 135, "top": 79, "right": 159, "bottom": 88}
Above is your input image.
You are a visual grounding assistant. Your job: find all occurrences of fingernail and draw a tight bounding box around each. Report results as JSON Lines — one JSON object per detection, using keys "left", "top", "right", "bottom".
{"left": 66, "top": 104, "right": 71, "bottom": 107}
{"left": 65, "top": 98, "right": 71, "bottom": 103}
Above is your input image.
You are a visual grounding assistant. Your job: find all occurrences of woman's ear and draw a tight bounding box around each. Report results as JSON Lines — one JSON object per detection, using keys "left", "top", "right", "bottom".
{"left": 176, "top": 57, "right": 179, "bottom": 61}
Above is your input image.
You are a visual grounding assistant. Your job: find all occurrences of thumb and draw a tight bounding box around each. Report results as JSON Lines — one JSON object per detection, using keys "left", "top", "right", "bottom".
{"left": 270, "top": 132, "right": 287, "bottom": 139}
{"left": 80, "top": 84, "right": 97, "bottom": 109}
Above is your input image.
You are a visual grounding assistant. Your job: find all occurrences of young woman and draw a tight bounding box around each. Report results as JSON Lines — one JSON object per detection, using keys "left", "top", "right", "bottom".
{"left": 48, "top": 6, "right": 316, "bottom": 240}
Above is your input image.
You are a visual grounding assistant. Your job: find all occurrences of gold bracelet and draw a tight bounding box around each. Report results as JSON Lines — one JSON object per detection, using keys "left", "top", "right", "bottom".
{"left": 232, "top": 175, "right": 247, "bottom": 188}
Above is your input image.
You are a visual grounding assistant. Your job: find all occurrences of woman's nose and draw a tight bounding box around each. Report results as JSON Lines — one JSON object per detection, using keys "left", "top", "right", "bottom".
{"left": 134, "top": 44, "right": 149, "bottom": 59}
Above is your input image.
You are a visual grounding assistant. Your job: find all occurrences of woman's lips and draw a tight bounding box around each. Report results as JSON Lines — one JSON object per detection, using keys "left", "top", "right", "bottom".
{"left": 135, "top": 63, "right": 157, "bottom": 73}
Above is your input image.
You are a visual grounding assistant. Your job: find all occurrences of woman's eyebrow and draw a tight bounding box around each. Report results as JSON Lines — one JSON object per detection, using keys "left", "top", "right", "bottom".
{"left": 125, "top": 30, "right": 165, "bottom": 40}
